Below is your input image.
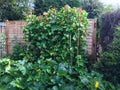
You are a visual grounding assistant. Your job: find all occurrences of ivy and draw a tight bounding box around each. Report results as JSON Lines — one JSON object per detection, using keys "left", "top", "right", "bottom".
{"left": 24, "top": 6, "right": 88, "bottom": 67}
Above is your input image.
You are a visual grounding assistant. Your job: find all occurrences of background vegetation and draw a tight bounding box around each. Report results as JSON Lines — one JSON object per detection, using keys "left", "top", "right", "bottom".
{"left": 34, "top": 0, "right": 81, "bottom": 15}
{"left": 34, "top": 0, "right": 103, "bottom": 19}
{"left": 0, "top": 0, "right": 30, "bottom": 21}
{"left": 95, "top": 27, "right": 120, "bottom": 84}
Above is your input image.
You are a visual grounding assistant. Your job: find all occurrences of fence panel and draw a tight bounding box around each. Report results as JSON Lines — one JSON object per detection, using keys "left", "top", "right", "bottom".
{"left": 6, "top": 20, "right": 27, "bottom": 54}
{"left": 86, "top": 19, "right": 97, "bottom": 61}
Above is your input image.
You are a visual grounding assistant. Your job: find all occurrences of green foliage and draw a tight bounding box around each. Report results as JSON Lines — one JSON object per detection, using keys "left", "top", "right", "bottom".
{"left": 34, "top": 0, "right": 81, "bottom": 15}
{"left": 10, "top": 37, "right": 26, "bottom": 60}
{"left": 0, "top": 6, "right": 106, "bottom": 90}
{"left": 95, "top": 27, "right": 120, "bottom": 84}
{"left": 81, "top": 0, "right": 104, "bottom": 18}
{"left": 24, "top": 6, "right": 88, "bottom": 64}
{"left": 0, "top": 6, "right": 119, "bottom": 89}
{"left": 100, "top": 10, "right": 120, "bottom": 51}
{"left": 102, "top": 80, "right": 120, "bottom": 90}
{"left": 23, "top": 7, "right": 90, "bottom": 89}
{"left": 103, "top": 5, "right": 114, "bottom": 13}
{"left": 34, "top": 0, "right": 104, "bottom": 18}
{"left": 10, "top": 43, "right": 26, "bottom": 60}
{"left": 0, "top": 0, "right": 30, "bottom": 21}
{"left": 0, "top": 58, "right": 106, "bottom": 90}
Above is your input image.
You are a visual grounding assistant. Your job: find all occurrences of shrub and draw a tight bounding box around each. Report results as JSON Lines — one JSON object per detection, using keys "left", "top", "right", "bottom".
{"left": 10, "top": 43, "right": 26, "bottom": 60}
{"left": 95, "top": 27, "right": 120, "bottom": 84}
{"left": 23, "top": 7, "right": 91, "bottom": 89}
{"left": 0, "top": 58, "right": 106, "bottom": 90}
{"left": 9, "top": 37, "right": 27, "bottom": 60}
{"left": 24, "top": 6, "right": 88, "bottom": 64}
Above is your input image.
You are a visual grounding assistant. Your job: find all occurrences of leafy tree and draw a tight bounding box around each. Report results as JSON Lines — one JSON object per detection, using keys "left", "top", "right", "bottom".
{"left": 81, "top": 0, "right": 103, "bottom": 18}
{"left": 100, "top": 10, "right": 120, "bottom": 51}
{"left": 34, "top": 0, "right": 104, "bottom": 18}
{"left": 103, "top": 5, "right": 114, "bottom": 13}
{"left": 0, "top": 0, "right": 30, "bottom": 21}
{"left": 34, "top": 0, "right": 81, "bottom": 15}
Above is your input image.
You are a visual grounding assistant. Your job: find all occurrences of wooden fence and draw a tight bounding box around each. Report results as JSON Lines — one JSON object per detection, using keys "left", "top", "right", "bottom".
{"left": 0, "top": 19, "right": 97, "bottom": 59}
{"left": 86, "top": 19, "right": 97, "bottom": 61}
{"left": 6, "top": 20, "right": 27, "bottom": 54}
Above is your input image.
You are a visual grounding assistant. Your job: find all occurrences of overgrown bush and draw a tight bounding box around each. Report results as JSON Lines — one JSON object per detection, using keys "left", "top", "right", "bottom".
{"left": 23, "top": 6, "right": 91, "bottom": 89}
{"left": 24, "top": 5, "right": 88, "bottom": 64}
{"left": 95, "top": 27, "right": 120, "bottom": 84}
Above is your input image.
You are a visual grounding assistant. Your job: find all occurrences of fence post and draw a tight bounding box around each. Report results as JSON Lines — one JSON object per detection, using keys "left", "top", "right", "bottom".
{"left": 6, "top": 20, "right": 9, "bottom": 54}
{"left": 92, "top": 19, "right": 97, "bottom": 62}
{"left": 86, "top": 19, "right": 97, "bottom": 63}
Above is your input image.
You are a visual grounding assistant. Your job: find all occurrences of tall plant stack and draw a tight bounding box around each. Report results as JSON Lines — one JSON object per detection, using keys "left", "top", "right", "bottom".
{"left": 24, "top": 5, "right": 88, "bottom": 65}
